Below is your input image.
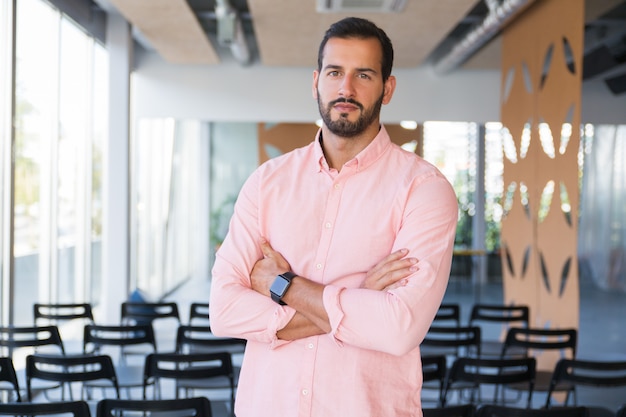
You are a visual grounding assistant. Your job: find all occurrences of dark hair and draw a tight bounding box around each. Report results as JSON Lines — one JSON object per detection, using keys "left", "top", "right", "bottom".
{"left": 317, "top": 17, "right": 394, "bottom": 83}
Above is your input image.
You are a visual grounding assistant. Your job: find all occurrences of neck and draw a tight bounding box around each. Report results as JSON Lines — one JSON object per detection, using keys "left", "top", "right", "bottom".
{"left": 320, "top": 124, "right": 380, "bottom": 171}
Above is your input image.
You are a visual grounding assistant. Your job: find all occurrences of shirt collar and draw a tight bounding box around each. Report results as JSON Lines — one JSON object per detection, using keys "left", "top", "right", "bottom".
{"left": 313, "top": 124, "right": 391, "bottom": 173}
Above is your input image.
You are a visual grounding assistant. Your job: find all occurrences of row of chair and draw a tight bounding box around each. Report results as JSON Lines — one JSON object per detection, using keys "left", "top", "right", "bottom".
{"left": 0, "top": 397, "right": 212, "bottom": 417}
{"left": 3, "top": 399, "right": 626, "bottom": 417}
{"left": 0, "top": 350, "right": 235, "bottom": 412}
{"left": 422, "top": 403, "right": 624, "bottom": 417}
{"left": 32, "top": 301, "right": 210, "bottom": 327}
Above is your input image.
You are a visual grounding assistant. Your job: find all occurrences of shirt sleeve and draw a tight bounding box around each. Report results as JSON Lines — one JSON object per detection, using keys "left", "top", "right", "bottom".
{"left": 322, "top": 173, "right": 458, "bottom": 356}
{"left": 209, "top": 168, "right": 297, "bottom": 347}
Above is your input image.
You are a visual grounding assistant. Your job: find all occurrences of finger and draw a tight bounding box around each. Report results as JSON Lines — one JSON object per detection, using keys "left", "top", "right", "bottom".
{"left": 370, "top": 248, "right": 408, "bottom": 274}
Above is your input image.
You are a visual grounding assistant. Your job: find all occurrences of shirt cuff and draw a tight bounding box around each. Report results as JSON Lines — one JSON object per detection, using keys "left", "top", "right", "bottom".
{"left": 323, "top": 285, "right": 345, "bottom": 347}
{"left": 268, "top": 305, "right": 297, "bottom": 349}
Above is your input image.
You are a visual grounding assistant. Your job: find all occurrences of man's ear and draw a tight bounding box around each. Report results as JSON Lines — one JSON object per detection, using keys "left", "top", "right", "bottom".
{"left": 312, "top": 70, "right": 320, "bottom": 100}
{"left": 382, "top": 75, "right": 396, "bottom": 105}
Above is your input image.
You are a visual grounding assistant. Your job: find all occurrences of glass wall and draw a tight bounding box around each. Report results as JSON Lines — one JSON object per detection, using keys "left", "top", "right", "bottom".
{"left": 131, "top": 119, "right": 215, "bottom": 299}
{"left": 1, "top": 0, "right": 107, "bottom": 325}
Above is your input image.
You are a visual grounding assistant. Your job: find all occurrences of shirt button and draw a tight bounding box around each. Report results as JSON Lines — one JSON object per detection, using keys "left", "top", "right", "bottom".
{"left": 316, "top": 263, "right": 322, "bottom": 269}
{"left": 302, "top": 389, "right": 309, "bottom": 396}
{"left": 307, "top": 343, "right": 314, "bottom": 349}
{"left": 334, "top": 183, "right": 341, "bottom": 190}
{"left": 325, "top": 222, "right": 332, "bottom": 229}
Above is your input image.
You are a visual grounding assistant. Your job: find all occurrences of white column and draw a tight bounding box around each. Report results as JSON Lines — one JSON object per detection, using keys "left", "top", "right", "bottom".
{"left": 100, "top": 12, "right": 132, "bottom": 324}
{"left": 473, "top": 124, "right": 487, "bottom": 292}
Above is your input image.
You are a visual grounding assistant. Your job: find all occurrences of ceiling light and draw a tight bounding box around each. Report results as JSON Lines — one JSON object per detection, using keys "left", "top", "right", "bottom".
{"left": 316, "top": 0, "right": 407, "bottom": 13}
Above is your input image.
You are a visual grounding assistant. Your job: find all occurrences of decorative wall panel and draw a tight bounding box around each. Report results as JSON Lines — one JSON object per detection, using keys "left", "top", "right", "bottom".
{"left": 500, "top": 0, "right": 583, "bottom": 371}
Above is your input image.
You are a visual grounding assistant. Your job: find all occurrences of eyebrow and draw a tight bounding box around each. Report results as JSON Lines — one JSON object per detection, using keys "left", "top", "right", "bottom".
{"left": 323, "top": 64, "right": 379, "bottom": 75}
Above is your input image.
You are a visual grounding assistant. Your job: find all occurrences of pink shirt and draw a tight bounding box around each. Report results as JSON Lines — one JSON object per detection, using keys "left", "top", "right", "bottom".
{"left": 210, "top": 125, "right": 458, "bottom": 417}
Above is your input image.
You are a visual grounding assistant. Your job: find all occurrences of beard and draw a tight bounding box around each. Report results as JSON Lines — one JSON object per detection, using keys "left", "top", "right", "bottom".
{"left": 317, "top": 91, "right": 384, "bottom": 138}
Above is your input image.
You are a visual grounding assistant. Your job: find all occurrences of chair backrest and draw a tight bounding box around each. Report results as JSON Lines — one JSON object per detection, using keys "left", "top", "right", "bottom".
{"left": 33, "top": 303, "right": 95, "bottom": 326}
{"left": 433, "top": 303, "right": 461, "bottom": 327}
{"left": 83, "top": 324, "right": 157, "bottom": 354}
{"left": 442, "top": 356, "right": 536, "bottom": 407}
{"left": 0, "top": 325, "right": 65, "bottom": 357}
{"left": 476, "top": 405, "right": 589, "bottom": 417}
{"left": 501, "top": 327, "right": 578, "bottom": 358}
{"left": 545, "top": 358, "right": 626, "bottom": 407}
{"left": 469, "top": 304, "right": 529, "bottom": 328}
{"left": 26, "top": 353, "right": 120, "bottom": 400}
{"left": 423, "top": 404, "right": 476, "bottom": 417}
{"left": 421, "top": 354, "right": 447, "bottom": 407}
{"left": 175, "top": 325, "right": 246, "bottom": 354}
{"left": 0, "top": 356, "right": 21, "bottom": 402}
{"left": 421, "top": 325, "right": 482, "bottom": 359}
{"left": 97, "top": 397, "right": 212, "bottom": 417}
{"left": 143, "top": 352, "right": 233, "bottom": 399}
{"left": 0, "top": 400, "right": 91, "bottom": 416}
{"left": 188, "top": 302, "right": 210, "bottom": 325}
{"left": 121, "top": 301, "right": 180, "bottom": 325}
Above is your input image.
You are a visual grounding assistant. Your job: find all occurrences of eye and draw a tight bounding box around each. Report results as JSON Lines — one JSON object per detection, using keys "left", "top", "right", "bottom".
{"left": 328, "top": 70, "right": 340, "bottom": 77}
{"left": 357, "top": 73, "right": 371, "bottom": 80}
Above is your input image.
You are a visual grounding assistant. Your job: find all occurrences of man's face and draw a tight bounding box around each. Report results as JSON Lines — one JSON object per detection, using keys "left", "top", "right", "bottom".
{"left": 313, "top": 37, "right": 393, "bottom": 138}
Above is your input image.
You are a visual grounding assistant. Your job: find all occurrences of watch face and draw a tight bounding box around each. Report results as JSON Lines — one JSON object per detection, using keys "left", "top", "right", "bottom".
{"left": 270, "top": 276, "right": 291, "bottom": 297}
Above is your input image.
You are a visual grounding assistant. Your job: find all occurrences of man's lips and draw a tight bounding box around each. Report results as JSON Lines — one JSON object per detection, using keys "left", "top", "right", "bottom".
{"left": 331, "top": 99, "right": 361, "bottom": 112}
{"left": 334, "top": 103, "right": 359, "bottom": 112}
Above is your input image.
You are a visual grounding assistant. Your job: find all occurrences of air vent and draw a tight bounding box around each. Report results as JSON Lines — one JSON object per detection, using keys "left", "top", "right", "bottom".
{"left": 316, "top": 0, "right": 407, "bottom": 13}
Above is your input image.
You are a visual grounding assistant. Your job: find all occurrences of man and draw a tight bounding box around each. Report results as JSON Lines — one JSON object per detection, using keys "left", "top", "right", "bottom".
{"left": 210, "top": 17, "right": 458, "bottom": 416}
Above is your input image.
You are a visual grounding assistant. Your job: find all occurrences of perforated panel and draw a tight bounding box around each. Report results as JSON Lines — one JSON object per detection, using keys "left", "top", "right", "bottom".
{"left": 500, "top": 0, "right": 583, "bottom": 370}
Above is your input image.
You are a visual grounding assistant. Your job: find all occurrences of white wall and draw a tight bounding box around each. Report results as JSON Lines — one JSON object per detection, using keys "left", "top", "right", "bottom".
{"left": 132, "top": 51, "right": 626, "bottom": 125}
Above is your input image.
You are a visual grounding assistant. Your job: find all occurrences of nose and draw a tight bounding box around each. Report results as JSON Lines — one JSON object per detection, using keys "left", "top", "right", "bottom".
{"left": 338, "top": 76, "right": 355, "bottom": 98}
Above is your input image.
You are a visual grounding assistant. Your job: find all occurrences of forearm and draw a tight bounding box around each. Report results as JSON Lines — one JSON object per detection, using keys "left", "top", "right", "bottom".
{"left": 280, "top": 276, "right": 331, "bottom": 334}
{"left": 277, "top": 312, "right": 326, "bottom": 340}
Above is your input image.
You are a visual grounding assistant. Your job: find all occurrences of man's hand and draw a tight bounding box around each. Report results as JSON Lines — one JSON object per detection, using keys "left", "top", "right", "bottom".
{"left": 361, "top": 249, "right": 419, "bottom": 291}
{"left": 250, "top": 240, "right": 291, "bottom": 296}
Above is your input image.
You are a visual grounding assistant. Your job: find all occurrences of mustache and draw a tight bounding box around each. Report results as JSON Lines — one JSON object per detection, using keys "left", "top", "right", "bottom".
{"left": 329, "top": 98, "right": 363, "bottom": 110}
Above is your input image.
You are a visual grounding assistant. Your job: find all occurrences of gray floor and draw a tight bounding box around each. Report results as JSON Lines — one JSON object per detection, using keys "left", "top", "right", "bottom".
{"left": 161, "top": 272, "right": 626, "bottom": 415}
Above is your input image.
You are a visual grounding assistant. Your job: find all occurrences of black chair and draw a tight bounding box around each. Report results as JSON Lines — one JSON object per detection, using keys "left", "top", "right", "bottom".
{"left": 188, "top": 302, "right": 210, "bottom": 325}
{"left": 476, "top": 404, "right": 589, "bottom": 417}
{"left": 83, "top": 324, "right": 157, "bottom": 397}
{"left": 34, "top": 303, "right": 95, "bottom": 353}
{"left": 175, "top": 325, "right": 245, "bottom": 355}
{"left": 121, "top": 301, "right": 181, "bottom": 352}
{"left": 0, "top": 325, "right": 65, "bottom": 357}
{"left": 421, "top": 325, "right": 482, "bottom": 360}
{"left": 433, "top": 303, "right": 462, "bottom": 326}
{"left": 501, "top": 327, "right": 577, "bottom": 395}
{"left": 26, "top": 353, "right": 120, "bottom": 401}
{"left": 121, "top": 301, "right": 181, "bottom": 327}
{"left": 423, "top": 404, "right": 476, "bottom": 417}
{"left": 0, "top": 325, "right": 66, "bottom": 398}
{"left": 34, "top": 303, "right": 95, "bottom": 326}
{"left": 468, "top": 304, "right": 529, "bottom": 358}
{"left": 97, "top": 397, "right": 212, "bottom": 417}
{"left": 143, "top": 352, "right": 234, "bottom": 416}
{"left": 616, "top": 403, "right": 626, "bottom": 417}
{"left": 545, "top": 358, "right": 626, "bottom": 416}
{"left": 0, "top": 400, "right": 91, "bottom": 416}
{"left": 421, "top": 354, "right": 447, "bottom": 407}
{"left": 0, "top": 356, "right": 21, "bottom": 402}
{"left": 442, "top": 356, "right": 536, "bottom": 407}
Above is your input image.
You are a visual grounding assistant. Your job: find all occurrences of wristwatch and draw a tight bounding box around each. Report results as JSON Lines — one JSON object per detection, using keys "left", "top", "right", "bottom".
{"left": 270, "top": 272, "right": 297, "bottom": 305}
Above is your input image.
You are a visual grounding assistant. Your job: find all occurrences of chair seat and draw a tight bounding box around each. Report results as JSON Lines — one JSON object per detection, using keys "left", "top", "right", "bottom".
{"left": 507, "top": 370, "right": 573, "bottom": 393}
{"left": 480, "top": 340, "right": 526, "bottom": 358}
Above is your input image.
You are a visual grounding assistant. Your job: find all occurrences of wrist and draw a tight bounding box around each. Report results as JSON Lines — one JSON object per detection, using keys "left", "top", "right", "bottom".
{"left": 270, "top": 272, "right": 297, "bottom": 305}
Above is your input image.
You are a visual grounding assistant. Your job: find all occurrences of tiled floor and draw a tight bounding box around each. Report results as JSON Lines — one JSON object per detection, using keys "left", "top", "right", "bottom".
{"left": 165, "top": 272, "right": 626, "bottom": 415}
